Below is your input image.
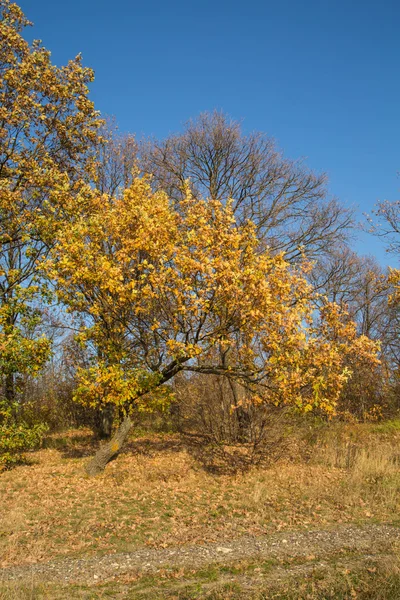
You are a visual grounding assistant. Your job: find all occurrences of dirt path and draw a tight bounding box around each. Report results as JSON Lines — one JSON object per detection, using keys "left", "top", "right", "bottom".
{"left": 1, "top": 523, "right": 399, "bottom": 585}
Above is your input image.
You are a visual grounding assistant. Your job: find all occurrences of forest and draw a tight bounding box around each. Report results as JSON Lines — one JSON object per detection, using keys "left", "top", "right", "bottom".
{"left": 0, "top": 1, "right": 400, "bottom": 598}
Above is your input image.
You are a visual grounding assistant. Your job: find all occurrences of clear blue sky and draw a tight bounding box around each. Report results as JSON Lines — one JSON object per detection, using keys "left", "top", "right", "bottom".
{"left": 19, "top": 0, "right": 400, "bottom": 267}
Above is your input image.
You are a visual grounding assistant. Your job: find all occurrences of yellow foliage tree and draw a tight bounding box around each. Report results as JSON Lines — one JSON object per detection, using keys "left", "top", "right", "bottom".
{"left": 388, "top": 268, "right": 400, "bottom": 306}
{"left": 0, "top": 1, "right": 101, "bottom": 405}
{"left": 48, "top": 176, "right": 379, "bottom": 474}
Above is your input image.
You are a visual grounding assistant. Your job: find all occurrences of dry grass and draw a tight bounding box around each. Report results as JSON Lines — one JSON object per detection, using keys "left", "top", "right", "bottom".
{"left": 1, "top": 553, "right": 400, "bottom": 599}
{"left": 0, "top": 581, "right": 46, "bottom": 600}
{"left": 0, "top": 422, "right": 399, "bottom": 570}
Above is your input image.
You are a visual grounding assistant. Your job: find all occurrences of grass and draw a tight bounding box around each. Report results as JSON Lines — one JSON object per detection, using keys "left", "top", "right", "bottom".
{"left": 1, "top": 553, "right": 400, "bottom": 598}
{"left": 0, "top": 420, "right": 399, "bottom": 597}
{"left": 1, "top": 425, "right": 400, "bottom": 565}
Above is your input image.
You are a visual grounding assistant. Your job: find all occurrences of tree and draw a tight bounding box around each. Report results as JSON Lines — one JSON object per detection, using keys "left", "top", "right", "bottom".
{"left": 310, "top": 248, "right": 393, "bottom": 341}
{"left": 47, "top": 176, "right": 378, "bottom": 474}
{"left": 369, "top": 199, "right": 400, "bottom": 305}
{"left": 368, "top": 197, "right": 400, "bottom": 352}
{"left": 371, "top": 200, "right": 400, "bottom": 255}
{"left": 94, "top": 118, "right": 137, "bottom": 199}
{"left": 139, "top": 111, "right": 353, "bottom": 263}
{"left": 310, "top": 247, "right": 399, "bottom": 418}
{"left": 0, "top": 1, "right": 101, "bottom": 407}
{"left": 366, "top": 195, "right": 400, "bottom": 412}
{"left": 139, "top": 111, "right": 356, "bottom": 434}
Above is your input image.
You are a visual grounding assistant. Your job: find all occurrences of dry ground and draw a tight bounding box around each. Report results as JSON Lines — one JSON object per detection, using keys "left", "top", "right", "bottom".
{"left": 1, "top": 421, "right": 399, "bottom": 598}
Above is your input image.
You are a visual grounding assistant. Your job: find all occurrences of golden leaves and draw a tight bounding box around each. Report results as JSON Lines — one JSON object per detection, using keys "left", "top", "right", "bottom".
{"left": 388, "top": 268, "right": 400, "bottom": 306}
{"left": 48, "top": 175, "right": 380, "bottom": 416}
{"left": 0, "top": 0, "right": 102, "bottom": 386}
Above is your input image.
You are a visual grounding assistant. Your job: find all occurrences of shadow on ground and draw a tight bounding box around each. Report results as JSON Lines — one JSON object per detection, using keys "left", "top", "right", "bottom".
{"left": 45, "top": 428, "right": 287, "bottom": 474}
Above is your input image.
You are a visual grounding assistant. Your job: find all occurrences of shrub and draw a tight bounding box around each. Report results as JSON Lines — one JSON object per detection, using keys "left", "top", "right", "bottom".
{"left": 0, "top": 401, "right": 48, "bottom": 470}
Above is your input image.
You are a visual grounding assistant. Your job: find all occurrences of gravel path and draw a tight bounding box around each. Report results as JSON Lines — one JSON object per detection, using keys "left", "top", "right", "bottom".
{"left": 1, "top": 524, "right": 399, "bottom": 585}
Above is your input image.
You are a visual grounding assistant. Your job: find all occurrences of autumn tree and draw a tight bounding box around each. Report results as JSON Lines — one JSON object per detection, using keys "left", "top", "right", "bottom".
{"left": 47, "top": 176, "right": 378, "bottom": 475}
{"left": 138, "top": 111, "right": 356, "bottom": 433}
{"left": 368, "top": 198, "right": 400, "bottom": 302}
{"left": 310, "top": 247, "right": 399, "bottom": 418}
{"left": 310, "top": 248, "right": 393, "bottom": 341}
{"left": 368, "top": 197, "right": 400, "bottom": 403}
{"left": 377, "top": 201, "right": 400, "bottom": 306}
{"left": 0, "top": 0, "right": 101, "bottom": 409}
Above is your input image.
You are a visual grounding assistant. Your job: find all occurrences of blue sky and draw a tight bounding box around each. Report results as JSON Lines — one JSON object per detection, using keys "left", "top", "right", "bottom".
{"left": 19, "top": 0, "right": 400, "bottom": 267}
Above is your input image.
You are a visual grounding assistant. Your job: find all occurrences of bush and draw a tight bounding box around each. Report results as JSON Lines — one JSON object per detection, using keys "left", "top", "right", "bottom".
{"left": 0, "top": 401, "right": 48, "bottom": 470}
{"left": 172, "top": 373, "right": 292, "bottom": 469}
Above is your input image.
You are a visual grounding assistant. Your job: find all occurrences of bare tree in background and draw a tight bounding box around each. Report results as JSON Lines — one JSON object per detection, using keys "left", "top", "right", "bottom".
{"left": 95, "top": 118, "right": 137, "bottom": 198}
{"left": 369, "top": 200, "right": 400, "bottom": 256}
{"left": 139, "top": 111, "right": 353, "bottom": 262}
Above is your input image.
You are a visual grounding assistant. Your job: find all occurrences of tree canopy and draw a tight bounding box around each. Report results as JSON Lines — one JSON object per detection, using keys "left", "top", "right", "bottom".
{"left": 46, "top": 176, "right": 379, "bottom": 473}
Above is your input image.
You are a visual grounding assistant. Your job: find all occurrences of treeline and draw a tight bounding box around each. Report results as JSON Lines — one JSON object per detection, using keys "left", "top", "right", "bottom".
{"left": 0, "top": 0, "right": 399, "bottom": 473}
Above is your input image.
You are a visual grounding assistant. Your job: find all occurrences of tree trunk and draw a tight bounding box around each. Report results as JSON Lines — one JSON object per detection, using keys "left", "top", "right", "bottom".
{"left": 85, "top": 415, "right": 133, "bottom": 476}
{"left": 93, "top": 405, "right": 115, "bottom": 439}
{"left": 228, "top": 377, "right": 249, "bottom": 442}
{"left": 84, "top": 359, "right": 187, "bottom": 476}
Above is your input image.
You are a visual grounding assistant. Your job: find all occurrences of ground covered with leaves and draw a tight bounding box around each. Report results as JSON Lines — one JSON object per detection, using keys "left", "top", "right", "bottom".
{"left": 1, "top": 422, "right": 399, "bottom": 598}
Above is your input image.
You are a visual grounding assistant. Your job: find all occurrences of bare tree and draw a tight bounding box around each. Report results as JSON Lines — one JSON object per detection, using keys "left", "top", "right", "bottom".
{"left": 139, "top": 111, "right": 353, "bottom": 262}
{"left": 369, "top": 199, "right": 400, "bottom": 255}
{"left": 95, "top": 118, "right": 137, "bottom": 198}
